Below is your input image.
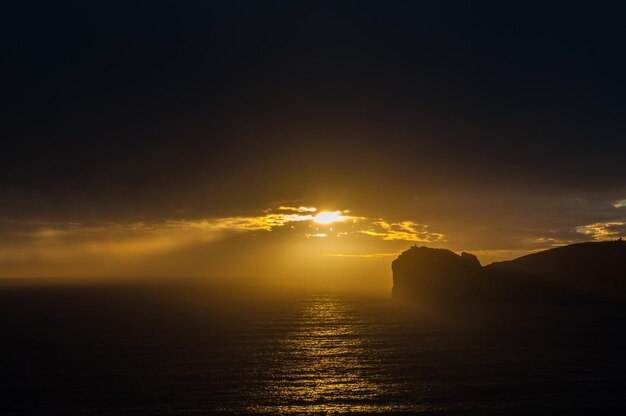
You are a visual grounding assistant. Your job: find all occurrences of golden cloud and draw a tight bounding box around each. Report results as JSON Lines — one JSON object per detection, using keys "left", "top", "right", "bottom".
{"left": 575, "top": 221, "right": 626, "bottom": 241}
{"left": 0, "top": 206, "right": 445, "bottom": 271}
{"left": 360, "top": 220, "right": 446, "bottom": 243}
{"left": 613, "top": 199, "right": 626, "bottom": 208}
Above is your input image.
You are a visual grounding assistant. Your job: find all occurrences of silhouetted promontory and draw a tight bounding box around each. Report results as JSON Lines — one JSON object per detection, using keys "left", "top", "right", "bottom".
{"left": 392, "top": 240, "right": 626, "bottom": 302}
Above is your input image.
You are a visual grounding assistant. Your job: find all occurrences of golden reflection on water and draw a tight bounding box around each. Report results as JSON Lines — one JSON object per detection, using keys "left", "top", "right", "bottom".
{"left": 246, "top": 295, "right": 422, "bottom": 414}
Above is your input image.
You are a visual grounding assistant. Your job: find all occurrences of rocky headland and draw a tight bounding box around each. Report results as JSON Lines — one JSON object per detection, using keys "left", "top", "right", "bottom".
{"left": 392, "top": 240, "right": 626, "bottom": 302}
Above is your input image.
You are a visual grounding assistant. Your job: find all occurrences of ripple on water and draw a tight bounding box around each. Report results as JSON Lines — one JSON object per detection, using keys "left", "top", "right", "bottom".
{"left": 228, "top": 294, "right": 433, "bottom": 414}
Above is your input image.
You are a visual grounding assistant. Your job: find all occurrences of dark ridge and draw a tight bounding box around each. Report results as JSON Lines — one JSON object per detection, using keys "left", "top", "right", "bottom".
{"left": 392, "top": 240, "right": 626, "bottom": 303}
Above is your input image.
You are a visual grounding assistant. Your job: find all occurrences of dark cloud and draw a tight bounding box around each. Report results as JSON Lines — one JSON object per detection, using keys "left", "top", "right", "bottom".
{"left": 2, "top": 1, "right": 626, "bottom": 262}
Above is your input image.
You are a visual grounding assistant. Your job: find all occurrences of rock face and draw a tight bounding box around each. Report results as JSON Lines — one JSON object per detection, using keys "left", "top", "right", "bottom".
{"left": 392, "top": 247, "right": 482, "bottom": 301}
{"left": 392, "top": 241, "right": 626, "bottom": 302}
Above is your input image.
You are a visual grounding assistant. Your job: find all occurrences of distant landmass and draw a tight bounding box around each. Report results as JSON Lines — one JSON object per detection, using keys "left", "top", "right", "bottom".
{"left": 392, "top": 240, "right": 626, "bottom": 302}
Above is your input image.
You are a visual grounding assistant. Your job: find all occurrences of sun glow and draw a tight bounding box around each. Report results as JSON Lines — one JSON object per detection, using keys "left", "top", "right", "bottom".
{"left": 313, "top": 211, "right": 347, "bottom": 225}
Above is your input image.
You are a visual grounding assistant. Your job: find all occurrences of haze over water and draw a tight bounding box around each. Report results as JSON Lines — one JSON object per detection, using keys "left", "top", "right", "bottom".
{"left": 2, "top": 282, "right": 624, "bottom": 415}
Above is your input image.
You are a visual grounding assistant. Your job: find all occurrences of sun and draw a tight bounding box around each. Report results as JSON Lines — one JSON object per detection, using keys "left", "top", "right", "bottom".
{"left": 313, "top": 211, "right": 346, "bottom": 225}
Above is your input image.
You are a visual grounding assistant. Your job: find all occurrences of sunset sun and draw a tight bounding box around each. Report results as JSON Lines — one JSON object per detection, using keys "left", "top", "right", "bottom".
{"left": 313, "top": 211, "right": 346, "bottom": 225}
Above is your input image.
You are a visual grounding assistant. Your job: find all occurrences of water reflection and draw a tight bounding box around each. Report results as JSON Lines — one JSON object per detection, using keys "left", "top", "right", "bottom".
{"left": 245, "top": 294, "right": 419, "bottom": 414}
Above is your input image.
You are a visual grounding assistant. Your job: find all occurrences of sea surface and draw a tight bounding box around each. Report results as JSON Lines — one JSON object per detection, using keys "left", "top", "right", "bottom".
{"left": 1, "top": 282, "right": 625, "bottom": 415}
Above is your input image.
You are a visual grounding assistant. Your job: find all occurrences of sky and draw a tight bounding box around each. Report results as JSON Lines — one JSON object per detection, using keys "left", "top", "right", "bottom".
{"left": 2, "top": 1, "right": 626, "bottom": 289}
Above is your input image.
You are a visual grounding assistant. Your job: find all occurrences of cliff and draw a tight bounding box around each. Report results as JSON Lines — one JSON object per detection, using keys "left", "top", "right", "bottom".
{"left": 392, "top": 241, "right": 626, "bottom": 302}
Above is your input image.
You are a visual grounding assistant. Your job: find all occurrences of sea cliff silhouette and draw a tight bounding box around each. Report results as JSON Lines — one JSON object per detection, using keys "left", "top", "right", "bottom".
{"left": 392, "top": 240, "right": 626, "bottom": 302}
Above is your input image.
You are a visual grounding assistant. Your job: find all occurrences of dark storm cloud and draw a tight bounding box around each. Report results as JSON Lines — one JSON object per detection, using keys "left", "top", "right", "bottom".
{"left": 2, "top": 1, "right": 626, "bottom": 222}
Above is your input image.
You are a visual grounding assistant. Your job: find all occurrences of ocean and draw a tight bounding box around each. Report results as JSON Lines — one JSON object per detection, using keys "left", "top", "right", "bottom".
{"left": 1, "top": 283, "right": 625, "bottom": 415}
